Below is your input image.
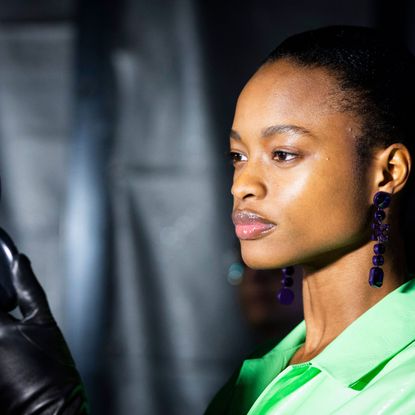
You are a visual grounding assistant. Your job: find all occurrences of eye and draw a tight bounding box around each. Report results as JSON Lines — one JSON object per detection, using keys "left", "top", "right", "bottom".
{"left": 228, "top": 151, "right": 248, "bottom": 165}
{"left": 272, "top": 150, "right": 298, "bottom": 162}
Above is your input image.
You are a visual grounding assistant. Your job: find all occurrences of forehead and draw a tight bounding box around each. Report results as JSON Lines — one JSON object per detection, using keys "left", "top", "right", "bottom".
{"left": 233, "top": 60, "right": 360, "bottom": 144}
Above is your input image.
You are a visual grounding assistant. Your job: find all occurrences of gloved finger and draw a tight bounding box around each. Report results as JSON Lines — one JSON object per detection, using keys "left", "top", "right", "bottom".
{"left": 0, "top": 227, "right": 18, "bottom": 312}
{"left": 11, "top": 254, "right": 54, "bottom": 324}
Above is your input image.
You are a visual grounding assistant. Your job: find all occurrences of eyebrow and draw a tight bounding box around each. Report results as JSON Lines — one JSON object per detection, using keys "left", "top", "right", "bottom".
{"left": 230, "top": 124, "right": 314, "bottom": 141}
{"left": 262, "top": 124, "right": 313, "bottom": 138}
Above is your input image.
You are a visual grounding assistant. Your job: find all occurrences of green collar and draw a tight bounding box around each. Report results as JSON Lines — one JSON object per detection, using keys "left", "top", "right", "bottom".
{"left": 313, "top": 277, "right": 415, "bottom": 389}
{"left": 233, "top": 278, "right": 415, "bottom": 414}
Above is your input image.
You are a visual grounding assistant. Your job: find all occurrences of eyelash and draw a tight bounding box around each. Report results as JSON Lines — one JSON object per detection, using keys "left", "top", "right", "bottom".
{"left": 227, "top": 150, "right": 298, "bottom": 164}
{"left": 228, "top": 152, "right": 247, "bottom": 164}
{"left": 272, "top": 151, "right": 298, "bottom": 162}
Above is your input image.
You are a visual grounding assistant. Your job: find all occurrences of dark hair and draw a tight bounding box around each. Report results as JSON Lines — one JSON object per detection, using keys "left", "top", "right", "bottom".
{"left": 265, "top": 26, "right": 415, "bottom": 273}
{"left": 265, "top": 25, "right": 415, "bottom": 163}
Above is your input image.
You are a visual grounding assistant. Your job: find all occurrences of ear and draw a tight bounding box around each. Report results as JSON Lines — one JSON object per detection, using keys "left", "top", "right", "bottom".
{"left": 373, "top": 143, "right": 412, "bottom": 194}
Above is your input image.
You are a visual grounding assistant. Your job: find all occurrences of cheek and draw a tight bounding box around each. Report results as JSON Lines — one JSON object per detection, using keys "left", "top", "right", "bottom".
{"left": 282, "top": 162, "right": 370, "bottom": 255}
{"left": 241, "top": 160, "right": 370, "bottom": 269}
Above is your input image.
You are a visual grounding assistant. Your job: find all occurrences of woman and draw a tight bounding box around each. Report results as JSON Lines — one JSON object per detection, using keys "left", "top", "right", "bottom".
{"left": 0, "top": 25, "right": 414, "bottom": 415}
{"left": 205, "top": 26, "right": 415, "bottom": 414}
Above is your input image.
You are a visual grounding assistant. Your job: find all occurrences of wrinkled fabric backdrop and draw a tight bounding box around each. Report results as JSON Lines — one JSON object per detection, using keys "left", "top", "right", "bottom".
{"left": 0, "top": 0, "right": 413, "bottom": 414}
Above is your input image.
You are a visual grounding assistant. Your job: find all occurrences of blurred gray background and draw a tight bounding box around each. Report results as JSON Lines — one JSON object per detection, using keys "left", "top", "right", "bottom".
{"left": 0, "top": 0, "right": 413, "bottom": 414}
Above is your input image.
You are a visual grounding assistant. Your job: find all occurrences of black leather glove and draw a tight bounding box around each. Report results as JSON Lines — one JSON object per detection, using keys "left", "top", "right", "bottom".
{"left": 0, "top": 228, "right": 89, "bottom": 414}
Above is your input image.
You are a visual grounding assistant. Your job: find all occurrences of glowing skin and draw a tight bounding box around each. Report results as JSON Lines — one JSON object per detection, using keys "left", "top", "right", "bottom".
{"left": 230, "top": 60, "right": 411, "bottom": 364}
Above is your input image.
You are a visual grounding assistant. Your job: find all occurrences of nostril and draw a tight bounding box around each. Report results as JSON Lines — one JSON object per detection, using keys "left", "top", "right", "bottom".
{"left": 243, "top": 193, "right": 255, "bottom": 200}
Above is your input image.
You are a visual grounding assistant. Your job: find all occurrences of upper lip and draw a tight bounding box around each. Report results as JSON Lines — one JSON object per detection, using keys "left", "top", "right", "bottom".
{"left": 232, "top": 209, "right": 276, "bottom": 226}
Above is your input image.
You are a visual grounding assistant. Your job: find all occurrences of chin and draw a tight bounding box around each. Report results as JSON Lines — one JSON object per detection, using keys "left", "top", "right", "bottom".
{"left": 241, "top": 245, "right": 284, "bottom": 270}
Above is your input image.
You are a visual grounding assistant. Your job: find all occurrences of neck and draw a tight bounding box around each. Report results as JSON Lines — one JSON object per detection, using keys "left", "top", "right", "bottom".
{"left": 299, "top": 235, "right": 407, "bottom": 359}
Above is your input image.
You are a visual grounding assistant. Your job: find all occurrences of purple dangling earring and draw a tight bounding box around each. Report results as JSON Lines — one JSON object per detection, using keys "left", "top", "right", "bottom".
{"left": 277, "top": 266, "right": 295, "bottom": 305}
{"left": 369, "top": 191, "right": 391, "bottom": 288}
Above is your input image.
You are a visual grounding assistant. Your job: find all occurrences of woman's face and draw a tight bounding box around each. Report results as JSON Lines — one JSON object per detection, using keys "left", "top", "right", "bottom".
{"left": 231, "top": 60, "right": 375, "bottom": 270}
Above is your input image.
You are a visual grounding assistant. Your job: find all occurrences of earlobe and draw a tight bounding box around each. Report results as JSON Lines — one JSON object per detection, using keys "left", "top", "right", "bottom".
{"left": 376, "top": 144, "right": 412, "bottom": 194}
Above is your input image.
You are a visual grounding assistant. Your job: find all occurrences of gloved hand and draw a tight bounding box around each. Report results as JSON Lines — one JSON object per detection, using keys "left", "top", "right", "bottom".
{"left": 0, "top": 232, "right": 89, "bottom": 414}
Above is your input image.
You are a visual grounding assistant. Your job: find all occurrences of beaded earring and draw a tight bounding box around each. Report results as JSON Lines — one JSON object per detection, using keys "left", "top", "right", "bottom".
{"left": 369, "top": 191, "right": 391, "bottom": 288}
{"left": 277, "top": 266, "right": 295, "bottom": 305}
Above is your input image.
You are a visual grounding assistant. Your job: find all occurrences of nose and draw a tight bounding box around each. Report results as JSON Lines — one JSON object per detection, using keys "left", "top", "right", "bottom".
{"left": 231, "top": 163, "right": 267, "bottom": 201}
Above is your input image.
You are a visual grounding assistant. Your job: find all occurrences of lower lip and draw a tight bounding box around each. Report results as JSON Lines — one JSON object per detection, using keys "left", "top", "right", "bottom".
{"left": 235, "top": 223, "right": 276, "bottom": 240}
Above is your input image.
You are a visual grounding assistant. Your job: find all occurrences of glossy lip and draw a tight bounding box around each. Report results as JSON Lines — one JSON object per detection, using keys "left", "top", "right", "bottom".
{"left": 232, "top": 210, "right": 276, "bottom": 240}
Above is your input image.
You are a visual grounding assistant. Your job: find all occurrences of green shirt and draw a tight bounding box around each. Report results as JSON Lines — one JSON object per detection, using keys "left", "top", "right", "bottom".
{"left": 205, "top": 278, "right": 415, "bottom": 414}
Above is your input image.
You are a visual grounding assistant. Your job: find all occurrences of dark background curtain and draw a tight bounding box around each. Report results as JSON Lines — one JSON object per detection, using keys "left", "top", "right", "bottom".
{"left": 0, "top": 1, "right": 413, "bottom": 414}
